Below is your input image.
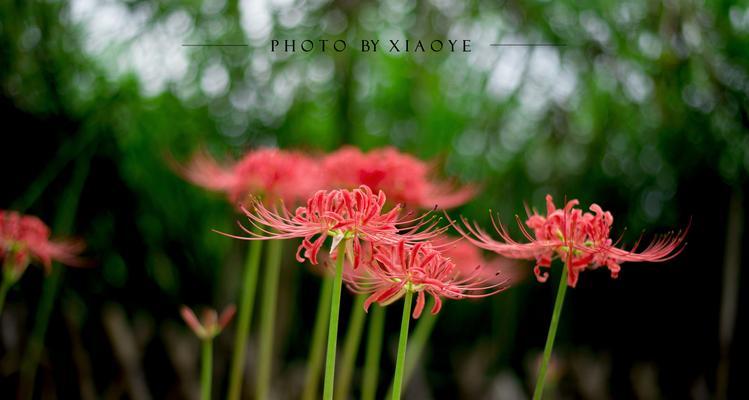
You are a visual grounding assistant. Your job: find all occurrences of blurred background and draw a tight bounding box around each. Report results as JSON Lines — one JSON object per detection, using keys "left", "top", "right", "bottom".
{"left": 1, "top": 0, "right": 748, "bottom": 399}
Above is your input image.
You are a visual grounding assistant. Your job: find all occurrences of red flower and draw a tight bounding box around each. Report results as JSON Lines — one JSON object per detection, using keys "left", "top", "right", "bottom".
{"left": 219, "top": 185, "right": 443, "bottom": 268}
{"left": 323, "top": 146, "right": 475, "bottom": 209}
{"left": 181, "top": 148, "right": 323, "bottom": 206}
{"left": 346, "top": 241, "right": 506, "bottom": 319}
{"left": 180, "top": 305, "right": 236, "bottom": 340}
{"left": 0, "top": 210, "right": 84, "bottom": 278}
{"left": 453, "top": 195, "right": 688, "bottom": 287}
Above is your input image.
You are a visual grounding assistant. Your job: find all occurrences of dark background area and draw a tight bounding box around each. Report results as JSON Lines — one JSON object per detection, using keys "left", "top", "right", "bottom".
{"left": 1, "top": 0, "right": 748, "bottom": 399}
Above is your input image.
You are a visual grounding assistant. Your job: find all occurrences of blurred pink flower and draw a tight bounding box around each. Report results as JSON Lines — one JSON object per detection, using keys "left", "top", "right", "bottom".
{"left": 454, "top": 195, "right": 688, "bottom": 287}
{"left": 180, "top": 148, "right": 324, "bottom": 206}
{"left": 220, "top": 185, "right": 444, "bottom": 269}
{"left": 323, "top": 146, "right": 475, "bottom": 210}
{"left": 0, "top": 210, "right": 84, "bottom": 278}
{"left": 180, "top": 304, "right": 236, "bottom": 340}
{"left": 346, "top": 241, "right": 506, "bottom": 319}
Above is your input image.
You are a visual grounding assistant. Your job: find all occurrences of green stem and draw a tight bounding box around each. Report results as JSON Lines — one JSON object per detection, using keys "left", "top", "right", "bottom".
{"left": 0, "top": 276, "right": 12, "bottom": 316}
{"left": 403, "top": 302, "right": 437, "bottom": 385}
{"left": 532, "top": 263, "right": 569, "bottom": 400}
{"left": 391, "top": 290, "right": 414, "bottom": 400}
{"left": 361, "top": 305, "right": 385, "bottom": 400}
{"left": 322, "top": 244, "right": 347, "bottom": 400}
{"left": 256, "top": 239, "right": 283, "bottom": 400}
{"left": 302, "top": 277, "right": 333, "bottom": 400}
{"left": 19, "top": 148, "right": 91, "bottom": 400}
{"left": 387, "top": 297, "right": 439, "bottom": 399}
{"left": 201, "top": 339, "right": 213, "bottom": 400}
{"left": 227, "top": 238, "right": 263, "bottom": 400}
{"left": 335, "top": 294, "right": 367, "bottom": 400}
{"left": 20, "top": 266, "right": 63, "bottom": 400}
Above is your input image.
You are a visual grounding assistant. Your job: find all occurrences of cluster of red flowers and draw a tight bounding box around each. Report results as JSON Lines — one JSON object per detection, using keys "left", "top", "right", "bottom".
{"left": 183, "top": 146, "right": 687, "bottom": 316}
{"left": 0, "top": 210, "right": 84, "bottom": 280}
{"left": 225, "top": 185, "right": 506, "bottom": 318}
{"left": 184, "top": 146, "right": 499, "bottom": 318}
{"left": 454, "top": 195, "right": 688, "bottom": 287}
{"left": 182, "top": 146, "right": 473, "bottom": 209}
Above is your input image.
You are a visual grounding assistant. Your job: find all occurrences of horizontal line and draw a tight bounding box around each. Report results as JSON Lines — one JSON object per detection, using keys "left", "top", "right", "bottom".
{"left": 181, "top": 44, "right": 249, "bottom": 47}
{"left": 490, "top": 43, "right": 566, "bottom": 47}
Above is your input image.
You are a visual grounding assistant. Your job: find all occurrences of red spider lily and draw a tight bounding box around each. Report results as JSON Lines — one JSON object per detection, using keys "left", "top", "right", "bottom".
{"left": 180, "top": 148, "right": 324, "bottom": 206}
{"left": 0, "top": 210, "right": 85, "bottom": 279}
{"left": 453, "top": 195, "right": 688, "bottom": 287}
{"left": 346, "top": 241, "right": 507, "bottom": 319}
{"left": 219, "top": 185, "right": 444, "bottom": 269}
{"left": 180, "top": 305, "right": 236, "bottom": 340}
{"left": 323, "top": 146, "right": 476, "bottom": 210}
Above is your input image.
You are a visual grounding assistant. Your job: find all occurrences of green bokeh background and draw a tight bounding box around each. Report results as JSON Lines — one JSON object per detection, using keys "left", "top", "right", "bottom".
{"left": 1, "top": 0, "right": 748, "bottom": 398}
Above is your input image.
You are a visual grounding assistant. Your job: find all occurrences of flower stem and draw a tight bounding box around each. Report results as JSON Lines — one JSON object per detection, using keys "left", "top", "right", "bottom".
{"left": 322, "top": 244, "right": 347, "bottom": 400}
{"left": 256, "top": 239, "right": 283, "bottom": 400}
{"left": 19, "top": 150, "right": 91, "bottom": 400}
{"left": 0, "top": 276, "right": 12, "bottom": 316}
{"left": 227, "top": 237, "right": 263, "bottom": 400}
{"left": 402, "top": 300, "right": 437, "bottom": 385}
{"left": 391, "top": 290, "right": 414, "bottom": 400}
{"left": 361, "top": 305, "right": 385, "bottom": 400}
{"left": 386, "top": 297, "right": 438, "bottom": 399}
{"left": 201, "top": 339, "right": 213, "bottom": 400}
{"left": 335, "top": 294, "right": 367, "bottom": 400}
{"left": 302, "top": 277, "right": 333, "bottom": 400}
{"left": 532, "top": 264, "right": 569, "bottom": 400}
